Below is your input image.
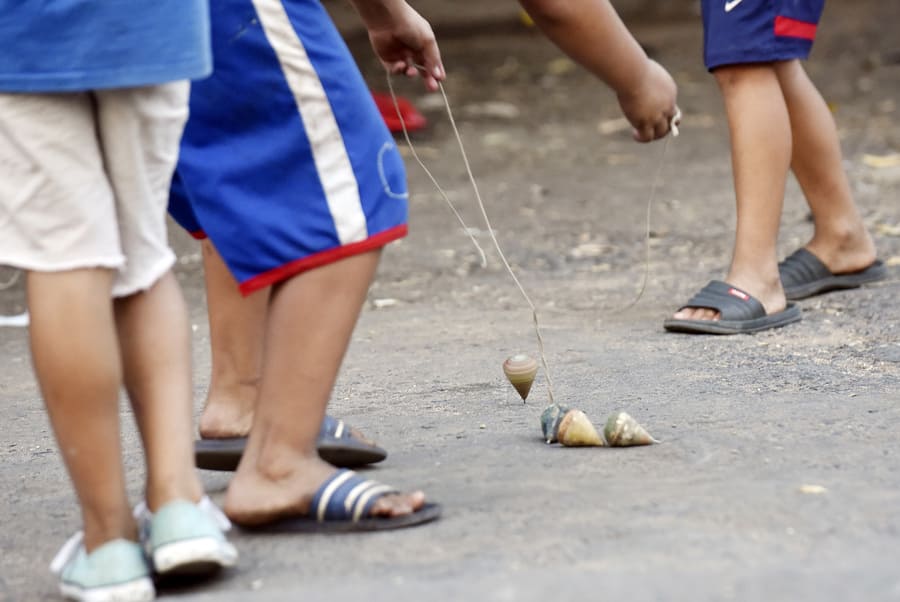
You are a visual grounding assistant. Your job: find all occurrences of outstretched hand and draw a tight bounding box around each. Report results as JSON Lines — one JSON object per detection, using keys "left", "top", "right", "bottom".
{"left": 366, "top": 3, "right": 445, "bottom": 91}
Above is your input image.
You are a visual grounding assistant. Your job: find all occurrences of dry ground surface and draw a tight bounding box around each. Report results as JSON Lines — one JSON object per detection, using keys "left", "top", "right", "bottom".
{"left": 2, "top": 2, "right": 899, "bottom": 600}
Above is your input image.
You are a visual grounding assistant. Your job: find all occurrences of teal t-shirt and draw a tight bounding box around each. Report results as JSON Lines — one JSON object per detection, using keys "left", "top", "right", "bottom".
{"left": 0, "top": 0, "right": 211, "bottom": 92}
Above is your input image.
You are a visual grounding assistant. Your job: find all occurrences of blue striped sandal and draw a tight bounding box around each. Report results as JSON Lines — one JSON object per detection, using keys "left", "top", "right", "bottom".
{"left": 195, "top": 415, "right": 386, "bottom": 471}
{"left": 244, "top": 469, "right": 442, "bottom": 533}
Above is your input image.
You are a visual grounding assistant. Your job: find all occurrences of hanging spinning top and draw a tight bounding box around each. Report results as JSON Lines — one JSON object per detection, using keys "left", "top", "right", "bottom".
{"left": 503, "top": 354, "right": 538, "bottom": 402}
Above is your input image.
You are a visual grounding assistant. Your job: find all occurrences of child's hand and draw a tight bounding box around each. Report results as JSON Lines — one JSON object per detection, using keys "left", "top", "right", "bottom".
{"left": 616, "top": 59, "right": 679, "bottom": 142}
{"left": 365, "top": 4, "right": 445, "bottom": 92}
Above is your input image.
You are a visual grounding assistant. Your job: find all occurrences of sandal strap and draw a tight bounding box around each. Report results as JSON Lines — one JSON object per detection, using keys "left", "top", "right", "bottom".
{"left": 312, "top": 469, "right": 397, "bottom": 522}
{"left": 320, "top": 415, "right": 348, "bottom": 440}
{"left": 679, "top": 280, "right": 765, "bottom": 321}
{"left": 779, "top": 248, "right": 831, "bottom": 288}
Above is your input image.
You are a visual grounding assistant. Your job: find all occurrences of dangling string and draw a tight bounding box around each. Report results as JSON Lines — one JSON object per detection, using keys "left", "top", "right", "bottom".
{"left": 387, "top": 70, "right": 557, "bottom": 404}
{"left": 616, "top": 109, "right": 680, "bottom": 312}
{"left": 386, "top": 76, "right": 487, "bottom": 268}
{"left": 387, "top": 67, "right": 680, "bottom": 405}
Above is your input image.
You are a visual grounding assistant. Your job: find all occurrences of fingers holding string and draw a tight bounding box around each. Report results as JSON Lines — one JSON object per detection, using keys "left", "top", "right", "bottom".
{"left": 391, "top": 58, "right": 444, "bottom": 93}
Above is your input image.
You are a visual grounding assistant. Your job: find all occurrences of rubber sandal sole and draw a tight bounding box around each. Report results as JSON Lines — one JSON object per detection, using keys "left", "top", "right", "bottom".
{"left": 239, "top": 502, "right": 442, "bottom": 534}
{"left": 195, "top": 436, "right": 387, "bottom": 471}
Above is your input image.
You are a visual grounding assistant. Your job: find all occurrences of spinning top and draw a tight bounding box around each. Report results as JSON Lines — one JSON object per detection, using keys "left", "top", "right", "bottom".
{"left": 503, "top": 354, "right": 538, "bottom": 401}
{"left": 603, "top": 412, "right": 659, "bottom": 447}
{"left": 557, "top": 409, "right": 605, "bottom": 447}
{"left": 540, "top": 403, "right": 570, "bottom": 444}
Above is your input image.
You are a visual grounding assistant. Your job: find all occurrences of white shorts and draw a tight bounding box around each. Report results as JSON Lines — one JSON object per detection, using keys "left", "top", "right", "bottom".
{"left": 0, "top": 82, "right": 189, "bottom": 297}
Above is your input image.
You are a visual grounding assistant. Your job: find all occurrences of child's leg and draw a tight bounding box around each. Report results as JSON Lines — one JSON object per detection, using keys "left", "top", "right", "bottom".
{"left": 27, "top": 268, "right": 137, "bottom": 552}
{"left": 774, "top": 60, "right": 877, "bottom": 271}
{"left": 115, "top": 271, "right": 203, "bottom": 511}
{"left": 196, "top": 239, "right": 376, "bottom": 447}
{"left": 224, "top": 251, "right": 424, "bottom": 524}
{"left": 198, "top": 238, "right": 269, "bottom": 439}
{"left": 96, "top": 83, "right": 204, "bottom": 511}
{"left": 673, "top": 63, "right": 792, "bottom": 322}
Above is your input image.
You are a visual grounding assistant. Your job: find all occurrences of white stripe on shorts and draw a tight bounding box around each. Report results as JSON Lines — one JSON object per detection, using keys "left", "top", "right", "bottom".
{"left": 251, "top": 0, "right": 367, "bottom": 245}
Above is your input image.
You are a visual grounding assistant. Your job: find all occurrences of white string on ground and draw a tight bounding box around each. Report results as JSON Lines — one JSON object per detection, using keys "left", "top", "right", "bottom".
{"left": 0, "top": 268, "right": 20, "bottom": 291}
{"left": 387, "top": 70, "right": 556, "bottom": 404}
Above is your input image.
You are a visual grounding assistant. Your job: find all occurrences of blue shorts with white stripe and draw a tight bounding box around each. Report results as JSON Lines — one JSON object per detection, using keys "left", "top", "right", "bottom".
{"left": 169, "top": 0, "right": 409, "bottom": 294}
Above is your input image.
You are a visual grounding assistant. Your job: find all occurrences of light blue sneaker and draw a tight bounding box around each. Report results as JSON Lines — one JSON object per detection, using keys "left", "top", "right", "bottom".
{"left": 50, "top": 534, "right": 154, "bottom": 602}
{"left": 135, "top": 497, "right": 238, "bottom": 577}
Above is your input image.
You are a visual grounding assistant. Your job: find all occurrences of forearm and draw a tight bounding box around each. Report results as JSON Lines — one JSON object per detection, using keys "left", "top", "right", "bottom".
{"left": 518, "top": 0, "right": 649, "bottom": 96}
{"left": 347, "top": 0, "right": 410, "bottom": 30}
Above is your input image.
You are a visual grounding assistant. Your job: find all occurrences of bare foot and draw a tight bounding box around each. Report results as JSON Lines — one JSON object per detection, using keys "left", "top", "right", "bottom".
{"left": 224, "top": 455, "right": 424, "bottom": 526}
{"left": 200, "top": 400, "right": 381, "bottom": 450}
{"left": 804, "top": 225, "right": 878, "bottom": 275}
{"left": 347, "top": 425, "right": 378, "bottom": 447}
{"left": 672, "top": 273, "right": 786, "bottom": 322}
{"left": 198, "top": 395, "right": 255, "bottom": 439}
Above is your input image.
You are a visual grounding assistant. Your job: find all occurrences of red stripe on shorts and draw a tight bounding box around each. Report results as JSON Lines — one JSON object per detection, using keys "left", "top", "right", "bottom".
{"left": 238, "top": 224, "right": 408, "bottom": 296}
{"left": 774, "top": 16, "right": 817, "bottom": 41}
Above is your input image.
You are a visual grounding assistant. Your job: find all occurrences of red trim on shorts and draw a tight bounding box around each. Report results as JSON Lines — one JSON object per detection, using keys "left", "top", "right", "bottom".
{"left": 190, "top": 230, "right": 208, "bottom": 240}
{"left": 238, "top": 224, "right": 408, "bottom": 296}
{"left": 774, "top": 16, "right": 817, "bottom": 41}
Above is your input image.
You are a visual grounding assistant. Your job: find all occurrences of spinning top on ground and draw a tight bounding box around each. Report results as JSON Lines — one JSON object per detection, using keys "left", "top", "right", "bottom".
{"left": 604, "top": 412, "right": 659, "bottom": 447}
{"left": 540, "top": 403, "right": 570, "bottom": 444}
{"left": 557, "top": 409, "right": 605, "bottom": 447}
{"left": 503, "top": 354, "right": 538, "bottom": 401}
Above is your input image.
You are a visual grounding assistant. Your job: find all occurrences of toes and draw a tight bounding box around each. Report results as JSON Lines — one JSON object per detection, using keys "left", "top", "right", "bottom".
{"left": 672, "top": 307, "right": 721, "bottom": 322}
{"left": 370, "top": 491, "right": 426, "bottom": 517}
{"left": 349, "top": 427, "right": 377, "bottom": 446}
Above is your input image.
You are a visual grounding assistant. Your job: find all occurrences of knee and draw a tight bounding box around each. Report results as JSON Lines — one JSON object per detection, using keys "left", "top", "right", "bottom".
{"left": 712, "top": 63, "right": 774, "bottom": 92}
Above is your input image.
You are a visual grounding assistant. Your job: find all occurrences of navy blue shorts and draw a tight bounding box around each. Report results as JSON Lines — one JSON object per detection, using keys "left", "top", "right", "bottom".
{"left": 169, "top": 0, "right": 408, "bottom": 295}
{"left": 702, "top": 0, "right": 825, "bottom": 70}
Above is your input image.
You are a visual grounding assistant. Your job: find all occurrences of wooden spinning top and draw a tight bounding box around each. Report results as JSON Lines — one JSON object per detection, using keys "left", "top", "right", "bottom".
{"left": 557, "top": 409, "right": 605, "bottom": 447}
{"left": 503, "top": 354, "right": 538, "bottom": 401}
{"left": 540, "top": 403, "right": 570, "bottom": 443}
{"left": 603, "top": 411, "right": 659, "bottom": 447}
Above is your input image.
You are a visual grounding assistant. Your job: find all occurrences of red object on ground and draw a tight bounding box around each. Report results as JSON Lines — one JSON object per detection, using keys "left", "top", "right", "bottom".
{"left": 372, "top": 91, "right": 427, "bottom": 133}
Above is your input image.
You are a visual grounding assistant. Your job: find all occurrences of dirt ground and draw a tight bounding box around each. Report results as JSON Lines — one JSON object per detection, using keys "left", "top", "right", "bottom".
{"left": 2, "top": 2, "right": 899, "bottom": 601}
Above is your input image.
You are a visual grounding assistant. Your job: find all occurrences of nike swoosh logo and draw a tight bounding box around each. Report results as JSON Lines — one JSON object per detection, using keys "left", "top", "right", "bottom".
{"left": 725, "top": 0, "right": 743, "bottom": 12}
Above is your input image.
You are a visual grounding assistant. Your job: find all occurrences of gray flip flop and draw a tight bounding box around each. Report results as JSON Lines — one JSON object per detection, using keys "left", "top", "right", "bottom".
{"left": 779, "top": 248, "right": 887, "bottom": 300}
{"left": 663, "top": 280, "right": 802, "bottom": 335}
{"left": 195, "top": 415, "right": 387, "bottom": 471}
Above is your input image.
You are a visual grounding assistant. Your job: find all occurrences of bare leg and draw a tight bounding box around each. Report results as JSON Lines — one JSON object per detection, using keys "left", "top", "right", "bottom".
{"left": 224, "top": 251, "right": 423, "bottom": 525}
{"left": 198, "top": 240, "right": 373, "bottom": 443}
{"left": 199, "top": 239, "right": 268, "bottom": 439}
{"left": 27, "top": 268, "right": 136, "bottom": 552}
{"left": 774, "top": 60, "right": 877, "bottom": 271}
{"left": 674, "top": 63, "right": 791, "bottom": 322}
{"left": 115, "top": 271, "right": 203, "bottom": 511}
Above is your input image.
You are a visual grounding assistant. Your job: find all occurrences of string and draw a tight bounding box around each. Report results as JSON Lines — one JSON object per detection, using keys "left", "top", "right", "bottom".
{"left": 387, "top": 70, "right": 556, "bottom": 404}
{"left": 386, "top": 76, "right": 487, "bottom": 268}
{"left": 387, "top": 67, "right": 680, "bottom": 404}
{"left": 0, "top": 268, "right": 20, "bottom": 291}
{"left": 615, "top": 109, "right": 680, "bottom": 312}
